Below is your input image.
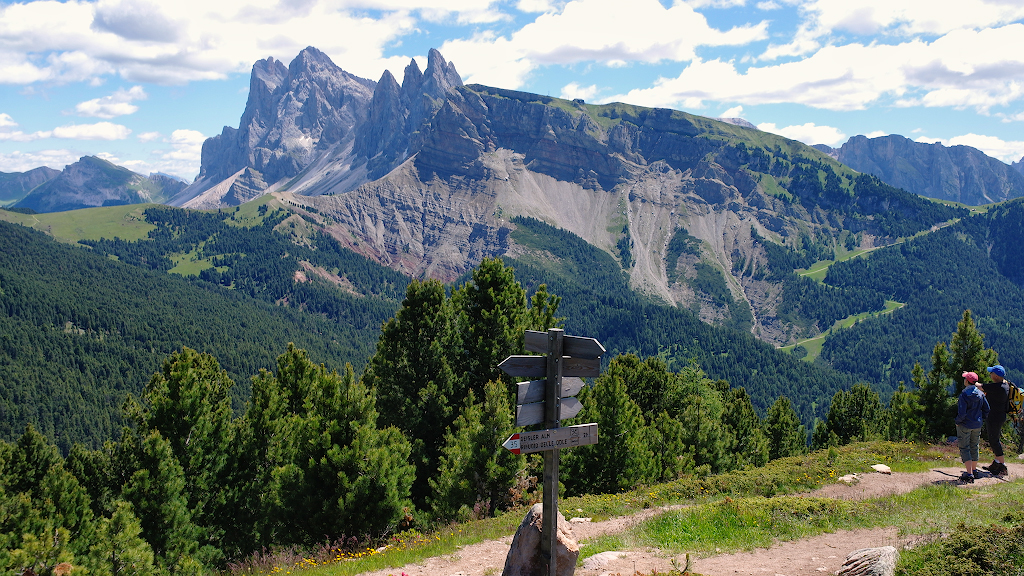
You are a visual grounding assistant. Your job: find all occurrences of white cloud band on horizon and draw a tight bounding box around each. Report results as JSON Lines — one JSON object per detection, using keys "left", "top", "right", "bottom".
{"left": 758, "top": 122, "right": 847, "bottom": 146}
{"left": 916, "top": 133, "right": 1024, "bottom": 163}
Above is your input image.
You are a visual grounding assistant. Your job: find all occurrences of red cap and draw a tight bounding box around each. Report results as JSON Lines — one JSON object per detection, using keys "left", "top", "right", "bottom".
{"left": 963, "top": 371, "right": 979, "bottom": 383}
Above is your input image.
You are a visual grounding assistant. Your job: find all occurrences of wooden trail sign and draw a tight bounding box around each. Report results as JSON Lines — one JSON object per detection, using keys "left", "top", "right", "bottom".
{"left": 516, "top": 377, "right": 586, "bottom": 405}
{"left": 498, "top": 328, "right": 605, "bottom": 576}
{"left": 498, "top": 355, "right": 600, "bottom": 378}
{"left": 516, "top": 397, "right": 583, "bottom": 427}
{"left": 524, "top": 330, "right": 605, "bottom": 359}
{"left": 502, "top": 423, "right": 599, "bottom": 455}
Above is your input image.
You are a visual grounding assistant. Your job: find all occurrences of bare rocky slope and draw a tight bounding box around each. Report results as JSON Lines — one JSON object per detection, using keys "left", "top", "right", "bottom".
{"left": 173, "top": 48, "right": 961, "bottom": 346}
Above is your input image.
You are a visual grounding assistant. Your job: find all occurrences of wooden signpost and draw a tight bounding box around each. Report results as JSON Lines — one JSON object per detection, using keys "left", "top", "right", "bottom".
{"left": 499, "top": 328, "right": 604, "bottom": 576}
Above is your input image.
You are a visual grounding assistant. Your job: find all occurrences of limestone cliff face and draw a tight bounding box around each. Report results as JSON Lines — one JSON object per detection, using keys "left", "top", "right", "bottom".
{"left": 14, "top": 156, "right": 184, "bottom": 213}
{"left": 285, "top": 83, "right": 931, "bottom": 344}
{"left": 837, "top": 134, "right": 1024, "bottom": 205}
{"left": 174, "top": 48, "right": 962, "bottom": 345}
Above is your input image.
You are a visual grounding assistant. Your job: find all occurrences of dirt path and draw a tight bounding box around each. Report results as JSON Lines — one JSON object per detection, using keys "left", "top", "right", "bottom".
{"left": 357, "top": 463, "right": 1022, "bottom": 576}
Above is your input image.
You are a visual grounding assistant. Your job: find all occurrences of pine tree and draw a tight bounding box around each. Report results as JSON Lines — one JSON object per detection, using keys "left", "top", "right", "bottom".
{"left": 363, "top": 279, "right": 462, "bottom": 506}
{"left": 721, "top": 386, "right": 769, "bottom": 468}
{"left": 429, "top": 381, "right": 524, "bottom": 521}
{"left": 562, "top": 375, "right": 655, "bottom": 494}
{"left": 428, "top": 392, "right": 481, "bottom": 522}
{"left": 119, "top": 429, "right": 198, "bottom": 568}
{"left": 85, "top": 500, "right": 157, "bottom": 576}
{"left": 764, "top": 396, "right": 806, "bottom": 460}
{"left": 919, "top": 347, "right": 955, "bottom": 439}
{"left": 916, "top": 310, "right": 997, "bottom": 439}
{"left": 452, "top": 258, "right": 529, "bottom": 395}
{"left": 124, "top": 347, "right": 234, "bottom": 562}
{"left": 946, "top": 310, "right": 998, "bottom": 392}
{"left": 256, "top": 346, "right": 415, "bottom": 545}
{"left": 824, "top": 383, "right": 884, "bottom": 445}
{"left": 886, "top": 382, "right": 925, "bottom": 441}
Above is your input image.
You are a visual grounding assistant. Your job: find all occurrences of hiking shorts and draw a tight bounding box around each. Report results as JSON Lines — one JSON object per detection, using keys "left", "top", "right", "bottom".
{"left": 957, "top": 425, "right": 982, "bottom": 462}
{"left": 987, "top": 413, "right": 1007, "bottom": 457}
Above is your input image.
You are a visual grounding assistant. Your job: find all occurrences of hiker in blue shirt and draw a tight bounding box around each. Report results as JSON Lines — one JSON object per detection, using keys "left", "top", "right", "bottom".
{"left": 956, "top": 371, "right": 990, "bottom": 483}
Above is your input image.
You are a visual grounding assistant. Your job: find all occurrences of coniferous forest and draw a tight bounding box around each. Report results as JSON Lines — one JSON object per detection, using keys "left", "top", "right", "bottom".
{"left": 3, "top": 197, "right": 1024, "bottom": 573}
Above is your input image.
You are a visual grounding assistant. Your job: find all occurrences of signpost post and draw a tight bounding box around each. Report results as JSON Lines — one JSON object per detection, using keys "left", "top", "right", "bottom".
{"left": 499, "top": 328, "right": 604, "bottom": 576}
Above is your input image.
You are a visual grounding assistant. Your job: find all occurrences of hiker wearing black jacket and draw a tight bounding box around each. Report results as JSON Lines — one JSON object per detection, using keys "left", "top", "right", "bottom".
{"left": 982, "top": 364, "right": 1011, "bottom": 476}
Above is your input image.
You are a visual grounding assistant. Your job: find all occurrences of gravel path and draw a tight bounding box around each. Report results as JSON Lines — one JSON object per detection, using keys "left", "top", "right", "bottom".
{"left": 356, "top": 462, "right": 1022, "bottom": 576}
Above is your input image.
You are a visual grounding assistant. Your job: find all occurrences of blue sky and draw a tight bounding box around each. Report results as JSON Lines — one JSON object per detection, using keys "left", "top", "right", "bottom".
{"left": 2, "top": 0, "right": 1023, "bottom": 180}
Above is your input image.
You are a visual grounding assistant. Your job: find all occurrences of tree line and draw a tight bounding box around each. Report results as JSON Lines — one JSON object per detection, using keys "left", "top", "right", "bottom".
{"left": 0, "top": 257, "right": 817, "bottom": 574}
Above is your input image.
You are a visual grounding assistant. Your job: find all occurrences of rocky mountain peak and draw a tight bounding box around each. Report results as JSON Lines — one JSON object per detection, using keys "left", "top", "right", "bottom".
{"left": 423, "top": 48, "right": 463, "bottom": 100}
{"left": 288, "top": 46, "right": 338, "bottom": 78}
{"left": 402, "top": 58, "right": 424, "bottom": 97}
{"left": 251, "top": 56, "right": 289, "bottom": 93}
{"left": 1013, "top": 155, "right": 1024, "bottom": 175}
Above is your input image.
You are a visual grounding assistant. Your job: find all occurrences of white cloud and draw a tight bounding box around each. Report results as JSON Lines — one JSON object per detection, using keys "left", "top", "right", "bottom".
{"left": 688, "top": 0, "right": 748, "bottom": 7}
{"left": 441, "top": 0, "right": 768, "bottom": 88}
{"left": 756, "top": 1, "right": 781, "bottom": 9}
{"left": 141, "top": 128, "right": 206, "bottom": 177}
{"left": 75, "top": 85, "right": 147, "bottom": 118}
{"left": 517, "top": 0, "right": 554, "bottom": 12}
{"left": 609, "top": 24, "right": 1024, "bottom": 113}
{"left": 0, "top": 149, "right": 78, "bottom": 172}
{"left": 560, "top": 82, "right": 599, "bottom": 100}
{"left": 0, "top": 0, "right": 421, "bottom": 85}
{"left": 865, "top": 130, "right": 887, "bottom": 137}
{"left": 799, "top": 0, "right": 1024, "bottom": 38}
{"left": 916, "top": 133, "right": 1024, "bottom": 163}
{"left": 758, "top": 121, "right": 847, "bottom": 146}
{"left": 721, "top": 105, "right": 744, "bottom": 117}
{"left": 0, "top": 113, "right": 16, "bottom": 128}
{"left": 137, "top": 131, "right": 162, "bottom": 142}
{"left": 51, "top": 122, "right": 131, "bottom": 140}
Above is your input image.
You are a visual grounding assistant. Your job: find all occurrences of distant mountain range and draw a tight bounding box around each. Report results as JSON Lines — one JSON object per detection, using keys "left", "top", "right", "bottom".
{"left": 1, "top": 156, "right": 185, "bottom": 212}
{"left": 815, "top": 135, "right": 1024, "bottom": 205}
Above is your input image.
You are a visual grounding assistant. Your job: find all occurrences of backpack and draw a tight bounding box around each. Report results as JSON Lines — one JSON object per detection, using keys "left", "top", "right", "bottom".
{"left": 1007, "top": 381, "right": 1024, "bottom": 425}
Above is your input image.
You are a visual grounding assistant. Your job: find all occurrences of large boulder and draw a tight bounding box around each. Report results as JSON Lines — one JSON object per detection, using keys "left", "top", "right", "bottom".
{"left": 502, "top": 503, "right": 579, "bottom": 576}
{"left": 836, "top": 546, "right": 898, "bottom": 576}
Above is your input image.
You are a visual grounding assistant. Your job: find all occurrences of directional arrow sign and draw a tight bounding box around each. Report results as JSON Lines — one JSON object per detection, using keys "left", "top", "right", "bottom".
{"left": 498, "top": 355, "right": 546, "bottom": 378}
{"left": 500, "top": 355, "right": 600, "bottom": 378}
{"left": 563, "top": 357, "right": 600, "bottom": 377}
{"left": 502, "top": 423, "right": 599, "bottom": 454}
{"left": 516, "top": 397, "right": 583, "bottom": 427}
{"left": 516, "top": 377, "right": 587, "bottom": 405}
{"left": 525, "top": 331, "right": 605, "bottom": 359}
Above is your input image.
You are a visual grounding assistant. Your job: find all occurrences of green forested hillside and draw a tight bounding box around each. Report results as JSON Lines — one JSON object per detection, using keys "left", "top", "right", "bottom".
{"left": 505, "top": 216, "right": 853, "bottom": 424}
{"left": 816, "top": 200, "right": 1024, "bottom": 390}
{"left": 0, "top": 220, "right": 385, "bottom": 450}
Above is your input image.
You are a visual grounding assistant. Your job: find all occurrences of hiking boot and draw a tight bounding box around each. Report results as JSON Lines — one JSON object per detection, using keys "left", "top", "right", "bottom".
{"left": 973, "top": 469, "right": 984, "bottom": 479}
{"left": 992, "top": 462, "right": 1008, "bottom": 476}
{"left": 960, "top": 472, "right": 975, "bottom": 484}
